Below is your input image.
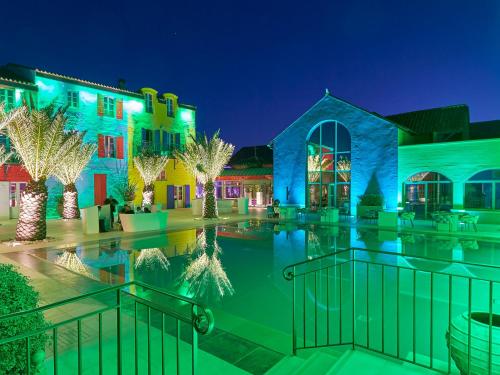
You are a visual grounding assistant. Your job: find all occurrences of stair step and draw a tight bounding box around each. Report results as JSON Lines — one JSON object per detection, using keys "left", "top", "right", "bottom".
{"left": 327, "top": 350, "right": 438, "bottom": 374}
{"left": 291, "top": 352, "right": 338, "bottom": 375}
{"left": 265, "top": 356, "right": 305, "bottom": 375}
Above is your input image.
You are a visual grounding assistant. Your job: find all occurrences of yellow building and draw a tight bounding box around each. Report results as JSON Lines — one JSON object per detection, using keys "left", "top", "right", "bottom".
{"left": 128, "top": 88, "right": 196, "bottom": 208}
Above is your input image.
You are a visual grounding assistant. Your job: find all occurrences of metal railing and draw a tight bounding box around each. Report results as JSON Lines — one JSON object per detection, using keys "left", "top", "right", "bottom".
{"left": 283, "top": 247, "right": 500, "bottom": 374}
{"left": 0, "top": 280, "right": 214, "bottom": 375}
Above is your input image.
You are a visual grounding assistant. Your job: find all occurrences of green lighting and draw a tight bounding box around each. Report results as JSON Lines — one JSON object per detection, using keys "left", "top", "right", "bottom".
{"left": 125, "top": 100, "right": 144, "bottom": 113}
{"left": 181, "top": 110, "right": 193, "bottom": 122}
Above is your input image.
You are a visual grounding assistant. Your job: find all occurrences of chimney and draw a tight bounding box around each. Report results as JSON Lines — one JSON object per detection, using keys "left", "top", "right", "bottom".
{"left": 117, "top": 78, "right": 126, "bottom": 89}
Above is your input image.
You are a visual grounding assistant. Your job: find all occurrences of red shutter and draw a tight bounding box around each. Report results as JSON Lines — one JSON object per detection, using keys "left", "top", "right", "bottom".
{"left": 97, "top": 93, "right": 104, "bottom": 116}
{"left": 116, "top": 99, "right": 123, "bottom": 120}
{"left": 98, "top": 134, "right": 105, "bottom": 158}
{"left": 116, "top": 136, "right": 124, "bottom": 159}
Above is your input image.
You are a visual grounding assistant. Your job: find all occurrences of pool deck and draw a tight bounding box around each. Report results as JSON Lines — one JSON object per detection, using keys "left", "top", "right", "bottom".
{"left": 0, "top": 208, "right": 491, "bottom": 374}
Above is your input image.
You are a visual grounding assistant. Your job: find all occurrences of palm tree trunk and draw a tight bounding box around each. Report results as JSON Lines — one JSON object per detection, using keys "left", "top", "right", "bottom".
{"left": 143, "top": 184, "right": 154, "bottom": 206}
{"left": 62, "top": 183, "right": 79, "bottom": 219}
{"left": 203, "top": 180, "right": 218, "bottom": 218}
{"left": 16, "top": 179, "right": 48, "bottom": 241}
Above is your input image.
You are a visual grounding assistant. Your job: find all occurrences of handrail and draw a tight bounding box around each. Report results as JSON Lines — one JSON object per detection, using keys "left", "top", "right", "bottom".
{"left": 0, "top": 280, "right": 214, "bottom": 335}
{"left": 283, "top": 246, "right": 500, "bottom": 281}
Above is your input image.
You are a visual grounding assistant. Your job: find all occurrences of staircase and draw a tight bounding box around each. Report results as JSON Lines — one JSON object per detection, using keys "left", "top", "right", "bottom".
{"left": 266, "top": 348, "right": 439, "bottom": 374}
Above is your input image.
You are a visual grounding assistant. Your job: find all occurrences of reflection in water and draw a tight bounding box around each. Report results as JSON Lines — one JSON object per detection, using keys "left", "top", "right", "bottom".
{"left": 181, "top": 228, "right": 234, "bottom": 300}
{"left": 135, "top": 248, "right": 170, "bottom": 270}
{"left": 55, "top": 247, "right": 95, "bottom": 279}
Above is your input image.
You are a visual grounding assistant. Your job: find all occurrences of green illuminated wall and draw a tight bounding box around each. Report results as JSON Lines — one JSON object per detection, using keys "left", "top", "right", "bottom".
{"left": 398, "top": 138, "right": 500, "bottom": 209}
{"left": 35, "top": 73, "right": 145, "bottom": 217}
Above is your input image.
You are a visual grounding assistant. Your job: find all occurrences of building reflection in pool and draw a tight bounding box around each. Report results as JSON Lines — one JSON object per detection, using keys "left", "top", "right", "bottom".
{"left": 180, "top": 227, "right": 234, "bottom": 300}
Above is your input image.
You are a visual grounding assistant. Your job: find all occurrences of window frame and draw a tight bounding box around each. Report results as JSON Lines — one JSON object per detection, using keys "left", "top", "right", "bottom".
{"left": 145, "top": 93, "right": 153, "bottom": 113}
{"left": 103, "top": 96, "right": 116, "bottom": 117}
{"left": 166, "top": 98, "right": 174, "bottom": 117}
{"left": 0, "top": 89, "right": 15, "bottom": 110}
{"left": 67, "top": 91, "right": 79, "bottom": 109}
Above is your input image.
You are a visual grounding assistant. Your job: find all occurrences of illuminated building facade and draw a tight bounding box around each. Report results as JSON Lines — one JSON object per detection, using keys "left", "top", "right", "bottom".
{"left": 0, "top": 63, "right": 196, "bottom": 219}
{"left": 272, "top": 92, "right": 500, "bottom": 223}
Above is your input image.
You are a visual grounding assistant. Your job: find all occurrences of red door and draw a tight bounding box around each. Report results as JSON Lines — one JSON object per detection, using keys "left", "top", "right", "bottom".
{"left": 94, "top": 174, "right": 107, "bottom": 205}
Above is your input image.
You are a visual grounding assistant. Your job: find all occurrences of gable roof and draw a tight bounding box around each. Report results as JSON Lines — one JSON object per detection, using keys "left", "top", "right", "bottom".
{"left": 229, "top": 145, "right": 273, "bottom": 167}
{"left": 469, "top": 120, "right": 500, "bottom": 140}
{"left": 270, "top": 92, "right": 409, "bottom": 144}
{"left": 385, "top": 105, "right": 469, "bottom": 135}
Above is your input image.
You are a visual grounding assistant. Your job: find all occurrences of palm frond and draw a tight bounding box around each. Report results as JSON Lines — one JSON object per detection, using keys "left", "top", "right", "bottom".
{"left": 53, "top": 133, "right": 97, "bottom": 185}
{"left": 175, "top": 131, "right": 234, "bottom": 183}
{"left": 133, "top": 153, "right": 170, "bottom": 186}
{"left": 6, "top": 105, "right": 81, "bottom": 181}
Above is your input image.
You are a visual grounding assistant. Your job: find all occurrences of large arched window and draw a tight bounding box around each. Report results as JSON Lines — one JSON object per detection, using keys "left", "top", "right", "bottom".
{"left": 464, "top": 170, "right": 500, "bottom": 209}
{"left": 306, "top": 121, "right": 351, "bottom": 209}
{"left": 404, "top": 172, "right": 452, "bottom": 218}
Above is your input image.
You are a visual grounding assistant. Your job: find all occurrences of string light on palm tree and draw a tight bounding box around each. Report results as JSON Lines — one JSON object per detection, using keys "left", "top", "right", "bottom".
{"left": 53, "top": 133, "right": 96, "bottom": 219}
{"left": 133, "top": 151, "right": 169, "bottom": 206}
{"left": 135, "top": 248, "right": 170, "bottom": 270}
{"left": 5, "top": 105, "right": 81, "bottom": 241}
{"left": 175, "top": 131, "right": 234, "bottom": 218}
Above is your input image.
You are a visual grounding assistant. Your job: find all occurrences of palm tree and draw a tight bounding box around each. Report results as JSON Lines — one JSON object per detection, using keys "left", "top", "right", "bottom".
{"left": 133, "top": 151, "right": 169, "bottom": 206}
{"left": 175, "top": 131, "right": 234, "bottom": 218}
{"left": 53, "top": 134, "right": 97, "bottom": 219}
{"left": 5, "top": 105, "right": 80, "bottom": 241}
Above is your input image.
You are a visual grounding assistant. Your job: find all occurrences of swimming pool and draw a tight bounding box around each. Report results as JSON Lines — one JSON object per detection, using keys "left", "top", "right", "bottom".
{"left": 31, "top": 220, "right": 500, "bottom": 356}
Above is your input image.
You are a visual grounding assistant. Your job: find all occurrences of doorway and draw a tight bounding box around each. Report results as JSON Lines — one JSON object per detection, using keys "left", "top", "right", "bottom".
{"left": 174, "top": 185, "right": 184, "bottom": 208}
{"left": 94, "top": 174, "right": 107, "bottom": 206}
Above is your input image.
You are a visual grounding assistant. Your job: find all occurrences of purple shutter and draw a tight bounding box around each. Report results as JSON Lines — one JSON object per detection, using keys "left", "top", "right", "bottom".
{"left": 167, "top": 185, "right": 175, "bottom": 209}
{"left": 184, "top": 185, "right": 190, "bottom": 208}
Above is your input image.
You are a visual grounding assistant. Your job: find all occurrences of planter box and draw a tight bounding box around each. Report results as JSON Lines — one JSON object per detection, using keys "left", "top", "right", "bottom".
{"left": 217, "top": 199, "right": 233, "bottom": 214}
{"left": 357, "top": 205, "right": 383, "bottom": 218}
{"left": 119, "top": 211, "right": 168, "bottom": 232}
{"left": 237, "top": 197, "right": 249, "bottom": 215}
{"left": 191, "top": 199, "right": 203, "bottom": 216}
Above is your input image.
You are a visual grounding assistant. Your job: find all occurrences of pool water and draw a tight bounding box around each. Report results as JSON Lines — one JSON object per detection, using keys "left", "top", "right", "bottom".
{"left": 32, "top": 220, "right": 500, "bottom": 355}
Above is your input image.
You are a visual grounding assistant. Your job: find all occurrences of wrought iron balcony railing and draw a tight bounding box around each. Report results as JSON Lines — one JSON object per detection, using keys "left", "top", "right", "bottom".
{"left": 0, "top": 280, "right": 214, "bottom": 374}
{"left": 283, "top": 247, "right": 500, "bottom": 374}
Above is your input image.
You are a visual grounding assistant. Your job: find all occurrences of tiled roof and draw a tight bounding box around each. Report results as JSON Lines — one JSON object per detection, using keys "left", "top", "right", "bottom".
{"left": 220, "top": 167, "right": 273, "bottom": 177}
{"left": 0, "top": 76, "right": 37, "bottom": 88}
{"left": 386, "top": 105, "right": 470, "bottom": 135}
{"left": 469, "top": 120, "right": 500, "bottom": 140}
{"left": 35, "top": 69, "right": 144, "bottom": 98}
{"left": 229, "top": 145, "right": 273, "bottom": 167}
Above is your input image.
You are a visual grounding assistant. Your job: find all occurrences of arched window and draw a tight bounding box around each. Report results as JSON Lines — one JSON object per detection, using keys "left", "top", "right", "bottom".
{"left": 404, "top": 172, "right": 452, "bottom": 218}
{"left": 306, "top": 121, "right": 351, "bottom": 209}
{"left": 464, "top": 170, "right": 500, "bottom": 209}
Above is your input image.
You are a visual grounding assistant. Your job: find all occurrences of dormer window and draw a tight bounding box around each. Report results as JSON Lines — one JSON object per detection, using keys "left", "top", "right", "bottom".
{"left": 145, "top": 93, "right": 153, "bottom": 113}
{"left": 166, "top": 98, "right": 174, "bottom": 117}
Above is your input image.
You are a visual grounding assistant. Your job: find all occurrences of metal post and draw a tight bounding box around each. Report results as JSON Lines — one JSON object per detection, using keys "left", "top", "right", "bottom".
{"left": 292, "top": 267, "right": 296, "bottom": 355}
{"left": 77, "top": 320, "right": 82, "bottom": 374}
{"left": 53, "top": 328, "right": 58, "bottom": 375}
{"left": 116, "top": 290, "right": 122, "bottom": 375}
{"left": 98, "top": 312, "right": 103, "bottom": 375}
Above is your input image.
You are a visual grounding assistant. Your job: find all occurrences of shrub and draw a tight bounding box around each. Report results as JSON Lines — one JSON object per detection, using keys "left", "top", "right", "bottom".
{"left": 0, "top": 264, "right": 47, "bottom": 374}
{"left": 358, "top": 194, "right": 384, "bottom": 206}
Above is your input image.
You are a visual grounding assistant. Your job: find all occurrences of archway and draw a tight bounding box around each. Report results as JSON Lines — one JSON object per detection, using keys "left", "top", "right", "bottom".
{"left": 404, "top": 172, "right": 453, "bottom": 219}
{"left": 306, "top": 121, "right": 351, "bottom": 210}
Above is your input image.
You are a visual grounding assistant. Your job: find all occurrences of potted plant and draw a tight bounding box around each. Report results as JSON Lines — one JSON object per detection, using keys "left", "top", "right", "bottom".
{"left": 0, "top": 264, "right": 48, "bottom": 374}
{"left": 357, "top": 194, "right": 384, "bottom": 218}
{"left": 115, "top": 180, "right": 137, "bottom": 206}
{"left": 447, "top": 311, "right": 500, "bottom": 374}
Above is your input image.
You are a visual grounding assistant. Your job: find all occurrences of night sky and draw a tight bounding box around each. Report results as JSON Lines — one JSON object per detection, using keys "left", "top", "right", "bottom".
{"left": 2, "top": 1, "right": 500, "bottom": 149}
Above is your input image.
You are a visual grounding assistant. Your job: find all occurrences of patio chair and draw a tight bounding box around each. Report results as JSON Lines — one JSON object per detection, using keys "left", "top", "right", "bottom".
{"left": 460, "top": 214, "right": 479, "bottom": 232}
{"left": 400, "top": 211, "right": 415, "bottom": 228}
{"left": 266, "top": 206, "right": 275, "bottom": 218}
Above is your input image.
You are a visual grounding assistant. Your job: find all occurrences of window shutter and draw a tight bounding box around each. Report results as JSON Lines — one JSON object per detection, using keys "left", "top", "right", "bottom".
{"left": 175, "top": 133, "right": 181, "bottom": 149}
{"left": 116, "top": 99, "right": 123, "bottom": 120}
{"left": 184, "top": 185, "right": 190, "bottom": 208}
{"left": 167, "top": 185, "right": 175, "bottom": 209}
{"left": 97, "top": 134, "right": 105, "bottom": 158}
{"left": 162, "top": 130, "right": 168, "bottom": 151}
{"left": 97, "top": 94, "right": 104, "bottom": 116}
{"left": 116, "top": 136, "right": 124, "bottom": 159}
{"left": 154, "top": 130, "right": 161, "bottom": 152}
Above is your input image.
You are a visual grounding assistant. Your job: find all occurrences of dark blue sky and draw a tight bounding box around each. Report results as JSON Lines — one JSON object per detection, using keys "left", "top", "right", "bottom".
{"left": 2, "top": 1, "right": 500, "bottom": 148}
